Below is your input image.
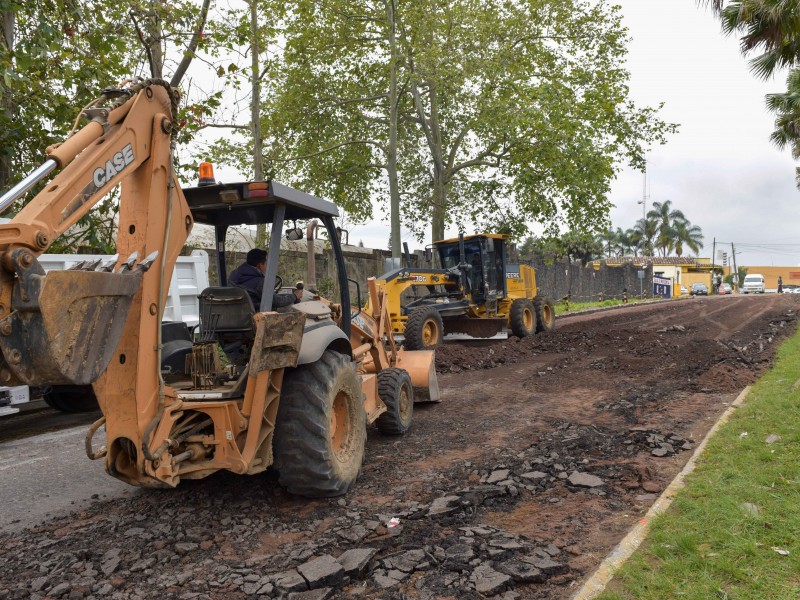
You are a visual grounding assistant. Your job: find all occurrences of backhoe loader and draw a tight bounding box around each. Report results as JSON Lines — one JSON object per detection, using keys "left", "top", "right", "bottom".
{"left": 368, "top": 234, "right": 555, "bottom": 350}
{"left": 0, "top": 79, "right": 439, "bottom": 496}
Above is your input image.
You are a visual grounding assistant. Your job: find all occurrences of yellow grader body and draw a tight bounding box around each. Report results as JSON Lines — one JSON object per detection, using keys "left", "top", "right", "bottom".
{"left": 0, "top": 80, "right": 438, "bottom": 497}
{"left": 367, "top": 234, "right": 555, "bottom": 349}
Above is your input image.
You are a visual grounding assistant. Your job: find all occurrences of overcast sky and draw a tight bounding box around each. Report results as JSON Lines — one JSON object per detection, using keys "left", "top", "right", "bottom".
{"left": 341, "top": 1, "right": 800, "bottom": 266}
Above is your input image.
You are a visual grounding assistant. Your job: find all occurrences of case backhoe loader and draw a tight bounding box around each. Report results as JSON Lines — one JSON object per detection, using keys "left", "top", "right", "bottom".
{"left": 367, "top": 234, "right": 555, "bottom": 350}
{"left": 0, "top": 79, "right": 439, "bottom": 496}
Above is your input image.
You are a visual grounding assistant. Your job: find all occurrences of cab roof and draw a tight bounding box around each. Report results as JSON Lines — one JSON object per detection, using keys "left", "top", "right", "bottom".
{"left": 433, "top": 233, "right": 508, "bottom": 245}
{"left": 181, "top": 180, "right": 339, "bottom": 227}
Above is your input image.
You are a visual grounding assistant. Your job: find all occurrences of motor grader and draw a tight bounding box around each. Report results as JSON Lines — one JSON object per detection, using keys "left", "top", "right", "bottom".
{"left": 368, "top": 234, "right": 555, "bottom": 350}
{"left": 0, "top": 79, "right": 438, "bottom": 496}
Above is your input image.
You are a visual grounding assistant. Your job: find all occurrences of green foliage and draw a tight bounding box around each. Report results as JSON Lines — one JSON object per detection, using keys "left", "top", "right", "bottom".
{"left": 0, "top": 0, "right": 135, "bottom": 188}
{"left": 518, "top": 231, "right": 602, "bottom": 266}
{"left": 226, "top": 0, "right": 676, "bottom": 244}
{"left": 725, "top": 266, "right": 748, "bottom": 287}
{"left": 707, "top": 1, "right": 800, "bottom": 187}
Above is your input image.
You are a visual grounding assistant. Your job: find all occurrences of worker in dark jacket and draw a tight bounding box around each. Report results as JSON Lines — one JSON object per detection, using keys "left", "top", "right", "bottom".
{"left": 229, "top": 248, "right": 267, "bottom": 307}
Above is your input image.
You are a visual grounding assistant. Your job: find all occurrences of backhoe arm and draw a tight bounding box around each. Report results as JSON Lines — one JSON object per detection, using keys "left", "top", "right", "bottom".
{"left": 0, "top": 81, "right": 193, "bottom": 395}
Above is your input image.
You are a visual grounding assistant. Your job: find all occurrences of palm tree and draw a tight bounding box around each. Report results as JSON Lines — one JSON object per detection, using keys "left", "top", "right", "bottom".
{"left": 647, "top": 200, "right": 687, "bottom": 256}
{"left": 705, "top": 1, "right": 800, "bottom": 79}
{"left": 631, "top": 217, "right": 657, "bottom": 257}
{"left": 595, "top": 228, "right": 618, "bottom": 257}
{"left": 673, "top": 220, "right": 705, "bottom": 256}
{"left": 767, "top": 67, "right": 800, "bottom": 184}
{"left": 616, "top": 227, "right": 637, "bottom": 256}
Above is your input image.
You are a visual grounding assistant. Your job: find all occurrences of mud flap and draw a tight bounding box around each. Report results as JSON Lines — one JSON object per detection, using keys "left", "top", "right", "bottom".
{"left": 396, "top": 348, "right": 441, "bottom": 403}
{"left": 0, "top": 270, "right": 142, "bottom": 385}
{"left": 443, "top": 316, "right": 505, "bottom": 339}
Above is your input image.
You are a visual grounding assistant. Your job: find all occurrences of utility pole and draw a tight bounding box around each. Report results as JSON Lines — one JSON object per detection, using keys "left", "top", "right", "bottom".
{"left": 731, "top": 242, "right": 738, "bottom": 290}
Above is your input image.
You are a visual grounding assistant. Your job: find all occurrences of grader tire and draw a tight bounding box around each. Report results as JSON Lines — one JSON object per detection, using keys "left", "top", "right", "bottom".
{"left": 534, "top": 296, "right": 556, "bottom": 333}
{"left": 375, "top": 368, "right": 414, "bottom": 435}
{"left": 43, "top": 385, "right": 99, "bottom": 413}
{"left": 509, "top": 298, "right": 537, "bottom": 338}
{"left": 404, "top": 306, "right": 444, "bottom": 350}
{"left": 273, "top": 350, "right": 367, "bottom": 497}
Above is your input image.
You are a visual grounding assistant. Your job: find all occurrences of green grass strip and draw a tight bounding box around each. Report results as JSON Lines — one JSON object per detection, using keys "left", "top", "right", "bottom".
{"left": 599, "top": 326, "right": 800, "bottom": 600}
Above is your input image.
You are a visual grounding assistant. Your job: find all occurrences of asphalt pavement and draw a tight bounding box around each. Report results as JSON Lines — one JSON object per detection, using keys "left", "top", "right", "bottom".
{"left": 0, "top": 425, "right": 136, "bottom": 532}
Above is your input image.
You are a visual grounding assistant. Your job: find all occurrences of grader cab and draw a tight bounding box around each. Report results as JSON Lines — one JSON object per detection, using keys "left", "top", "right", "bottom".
{"left": 0, "top": 80, "right": 438, "bottom": 496}
{"left": 368, "top": 234, "right": 556, "bottom": 350}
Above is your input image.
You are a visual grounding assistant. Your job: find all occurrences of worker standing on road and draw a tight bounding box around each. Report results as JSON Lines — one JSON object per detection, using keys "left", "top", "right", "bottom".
{"left": 229, "top": 248, "right": 267, "bottom": 305}
{"left": 778, "top": 276, "right": 784, "bottom": 294}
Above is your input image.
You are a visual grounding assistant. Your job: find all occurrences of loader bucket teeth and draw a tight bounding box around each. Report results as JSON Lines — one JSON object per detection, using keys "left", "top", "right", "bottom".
{"left": 0, "top": 270, "right": 143, "bottom": 385}
{"left": 68, "top": 260, "right": 87, "bottom": 271}
{"left": 82, "top": 259, "right": 103, "bottom": 271}
{"left": 133, "top": 250, "right": 159, "bottom": 272}
{"left": 117, "top": 250, "right": 139, "bottom": 272}
{"left": 98, "top": 254, "right": 119, "bottom": 272}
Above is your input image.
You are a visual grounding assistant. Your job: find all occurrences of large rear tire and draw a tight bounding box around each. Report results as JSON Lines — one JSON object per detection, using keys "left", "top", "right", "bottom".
{"left": 534, "top": 296, "right": 555, "bottom": 333}
{"left": 42, "top": 385, "right": 99, "bottom": 413}
{"left": 404, "top": 306, "right": 444, "bottom": 350}
{"left": 509, "top": 298, "right": 536, "bottom": 338}
{"left": 273, "top": 350, "right": 367, "bottom": 497}
{"left": 375, "top": 368, "right": 414, "bottom": 435}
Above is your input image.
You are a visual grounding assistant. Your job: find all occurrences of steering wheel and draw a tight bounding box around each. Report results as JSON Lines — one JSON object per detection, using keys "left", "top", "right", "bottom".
{"left": 274, "top": 275, "right": 283, "bottom": 291}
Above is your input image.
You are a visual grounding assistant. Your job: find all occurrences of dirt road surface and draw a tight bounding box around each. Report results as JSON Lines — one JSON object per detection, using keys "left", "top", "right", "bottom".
{"left": 0, "top": 295, "right": 796, "bottom": 600}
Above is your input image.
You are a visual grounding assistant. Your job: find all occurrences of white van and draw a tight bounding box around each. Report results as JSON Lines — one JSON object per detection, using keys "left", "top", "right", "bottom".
{"left": 742, "top": 274, "right": 765, "bottom": 294}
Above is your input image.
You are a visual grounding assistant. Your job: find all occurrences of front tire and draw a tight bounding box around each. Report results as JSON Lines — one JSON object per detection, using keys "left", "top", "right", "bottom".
{"left": 375, "top": 368, "right": 414, "bottom": 435}
{"left": 534, "top": 296, "right": 556, "bottom": 333}
{"left": 509, "top": 298, "right": 536, "bottom": 338}
{"left": 404, "top": 306, "right": 444, "bottom": 350}
{"left": 273, "top": 350, "right": 366, "bottom": 497}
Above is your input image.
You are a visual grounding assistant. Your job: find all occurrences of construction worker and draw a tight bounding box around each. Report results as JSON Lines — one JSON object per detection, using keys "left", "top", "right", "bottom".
{"left": 229, "top": 248, "right": 267, "bottom": 306}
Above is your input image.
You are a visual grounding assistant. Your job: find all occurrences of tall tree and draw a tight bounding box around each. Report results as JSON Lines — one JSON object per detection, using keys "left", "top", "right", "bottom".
{"left": 647, "top": 200, "right": 687, "bottom": 256}
{"left": 399, "top": 0, "right": 675, "bottom": 242}
{"left": 250, "top": 0, "right": 675, "bottom": 249}
{"left": 631, "top": 217, "right": 657, "bottom": 257}
{"left": 705, "top": 0, "right": 800, "bottom": 79}
{"left": 673, "top": 220, "right": 704, "bottom": 256}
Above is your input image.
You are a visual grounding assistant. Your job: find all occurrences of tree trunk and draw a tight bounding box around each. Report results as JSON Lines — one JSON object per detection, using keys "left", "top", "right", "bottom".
{"left": 385, "top": 0, "right": 401, "bottom": 260}
{"left": 0, "top": 9, "right": 14, "bottom": 191}
{"left": 427, "top": 85, "right": 446, "bottom": 242}
{"left": 147, "top": 1, "right": 164, "bottom": 79}
{"left": 250, "top": 0, "right": 266, "bottom": 244}
{"left": 431, "top": 175, "right": 446, "bottom": 242}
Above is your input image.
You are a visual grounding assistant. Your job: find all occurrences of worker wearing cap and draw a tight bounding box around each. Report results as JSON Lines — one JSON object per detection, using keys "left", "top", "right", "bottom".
{"left": 229, "top": 248, "right": 267, "bottom": 306}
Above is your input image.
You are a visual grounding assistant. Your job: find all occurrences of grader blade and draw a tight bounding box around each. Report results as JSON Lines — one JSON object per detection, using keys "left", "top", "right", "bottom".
{"left": 443, "top": 317, "right": 505, "bottom": 339}
{"left": 0, "top": 269, "right": 142, "bottom": 385}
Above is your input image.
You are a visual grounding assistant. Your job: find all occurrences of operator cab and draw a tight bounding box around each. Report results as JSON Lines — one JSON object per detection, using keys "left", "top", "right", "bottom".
{"left": 162, "top": 172, "right": 354, "bottom": 399}
{"left": 435, "top": 234, "right": 508, "bottom": 302}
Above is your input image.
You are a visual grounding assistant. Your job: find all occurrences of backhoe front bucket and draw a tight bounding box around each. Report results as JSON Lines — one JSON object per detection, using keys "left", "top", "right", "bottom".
{"left": 0, "top": 270, "right": 142, "bottom": 385}
{"left": 396, "top": 348, "right": 441, "bottom": 403}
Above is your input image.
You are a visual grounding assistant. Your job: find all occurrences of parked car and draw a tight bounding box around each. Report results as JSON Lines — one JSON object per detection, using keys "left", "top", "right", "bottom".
{"left": 718, "top": 283, "right": 732, "bottom": 295}
{"left": 680, "top": 285, "right": 688, "bottom": 295}
{"left": 690, "top": 283, "right": 709, "bottom": 296}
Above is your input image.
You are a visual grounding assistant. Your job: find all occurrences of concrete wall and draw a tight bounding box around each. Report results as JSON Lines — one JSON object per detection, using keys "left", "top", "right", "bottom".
{"left": 526, "top": 260, "right": 654, "bottom": 302}
{"left": 199, "top": 244, "right": 655, "bottom": 303}
{"left": 203, "top": 242, "right": 395, "bottom": 302}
